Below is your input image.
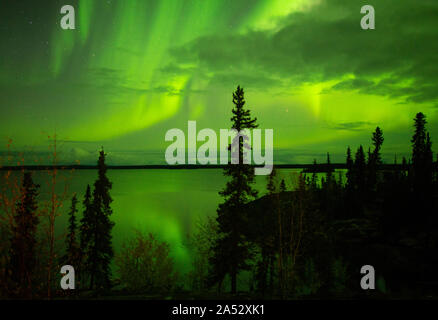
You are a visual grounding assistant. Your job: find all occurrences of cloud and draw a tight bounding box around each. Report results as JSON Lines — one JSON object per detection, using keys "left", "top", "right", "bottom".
{"left": 329, "top": 121, "right": 374, "bottom": 132}
{"left": 329, "top": 79, "right": 375, "bottom": 91}
{"left": 168, "top": 0, "right": 438, "bottom": 103}
{"left": 209, "top": 72, "right": 284, "bottom": 89}
{"left": 160, "top": 63, "right": 196, "bottom": 76}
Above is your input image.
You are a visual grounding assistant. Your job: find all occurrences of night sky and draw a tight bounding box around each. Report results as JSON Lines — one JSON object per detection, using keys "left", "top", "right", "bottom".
{"left": 1, "top": 0, "right": 437, "bottom": 165}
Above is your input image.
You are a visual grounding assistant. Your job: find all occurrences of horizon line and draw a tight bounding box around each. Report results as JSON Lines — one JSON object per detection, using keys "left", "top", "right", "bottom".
{"left": 0, "top": 163, "right": 411, "bottom": 171}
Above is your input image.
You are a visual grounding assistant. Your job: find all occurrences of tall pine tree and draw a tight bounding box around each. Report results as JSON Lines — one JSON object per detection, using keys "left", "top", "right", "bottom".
{"left": 371, "top": 127, "right": 384, "bottom": 165}
{"left": 368, "top": 127, "right": 384, "bottom": 195}
{"left": 79, "top": 184, "right": 92, "bottom": 287}
{"left": 411, "top": 112, "right": 433, "bottom": 193}
{"left": 210, "top": 86, "right": 258, "bottom": 293}
{"left": 410, "top": 113, "right": 434, "bottom": 226}
{"left": 80, "top": 150, "right": 115, "bottom": 291}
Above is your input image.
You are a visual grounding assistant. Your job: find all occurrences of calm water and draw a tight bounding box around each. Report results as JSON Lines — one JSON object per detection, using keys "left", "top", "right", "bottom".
{"left": 3, "top": 169, "right": 339, "bottom": 274}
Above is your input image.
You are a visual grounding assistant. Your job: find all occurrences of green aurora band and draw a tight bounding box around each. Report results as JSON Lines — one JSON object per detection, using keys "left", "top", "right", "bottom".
{"left": 0, "top": 0, "right": 437, "bottom": 164}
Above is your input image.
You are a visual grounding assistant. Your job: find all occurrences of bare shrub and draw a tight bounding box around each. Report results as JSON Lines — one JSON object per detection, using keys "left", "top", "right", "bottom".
{"left": 115, "top": 231, "right": 178, "bottom": 293}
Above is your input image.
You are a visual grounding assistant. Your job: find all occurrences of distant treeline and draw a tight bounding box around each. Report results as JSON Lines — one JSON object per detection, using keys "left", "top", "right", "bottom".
{"left": 0, "top": 163, "right": 426, "bottom": 171}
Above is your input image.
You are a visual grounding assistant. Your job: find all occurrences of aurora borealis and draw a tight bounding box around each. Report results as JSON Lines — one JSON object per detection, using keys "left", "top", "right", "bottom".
{"left": 1, "top": 0, "right": 437, "bottom": 164}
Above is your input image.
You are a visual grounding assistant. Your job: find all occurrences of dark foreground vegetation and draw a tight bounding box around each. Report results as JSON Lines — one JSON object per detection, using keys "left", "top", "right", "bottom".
{"left": 1, "top": 87, "right": 437, "bottom": 299}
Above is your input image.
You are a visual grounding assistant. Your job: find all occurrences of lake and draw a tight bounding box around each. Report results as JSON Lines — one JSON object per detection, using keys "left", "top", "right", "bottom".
{"left": 2, "top": 168, "right": 340, "bottom": 275}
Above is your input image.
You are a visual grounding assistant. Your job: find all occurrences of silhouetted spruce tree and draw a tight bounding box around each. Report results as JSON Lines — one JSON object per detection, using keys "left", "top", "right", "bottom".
{"left": 267, "top": 166, "right": 277, "bottom": 195}
{"left": 368, "top": 127, "right": 384, "bottom": 196}
{"left": 346, "top": 146, "right": 353, "bottom": 189}
{"left": 79, "top": 184, "right": 92, "bottom": 287}
{"left": 343, "top": 146, "right": 355, "bottom": 219}
{"left": 210, "top": 86, "right": 258, "bottom": 294}
{"left": 308, "top": 159, "right": 317, "bottom": 190}
{"left": 82, "top": 150, "right": 115, "bottom": 291}
{"left": 411, "top": 113, "right": 434, "bottom": 226}
{"left": 354, "top": 145, "right": 366, "bottom": 190}
{"left": 425, "top": 132, "right": 433, "bottom": 181}
{"left": 325, "top": 152, "right": 333, "bottom": 186}
{"left": 402, "top": 156, "right": 408, "bottom": 172}
{"left": 9, "top": 172, "right": 40, "bottom": 298}
{"left": 322, "top": 152, "right": 338, "bottom": 219}
{"left": 64, "top": 194, "right": 80, "bottom": 270}
{"left": 411, "top": 113, "right": 433, "bottom": 193}
{"left": 351, "top": 145, "right": 367, "bottom": 215}
{"left": 435, "top": 153, "right": 438, "bottom": 194}
{"left": 412, "top": 113, "right": 427, "bottom": 166}
{"left": 371, "top": 127, "right": 384, "bottom": 165}
{"left": 280, "top": 179, "right": 286, "bottom": 193}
